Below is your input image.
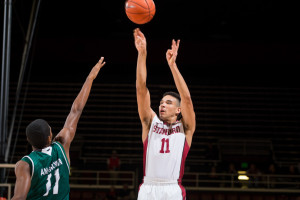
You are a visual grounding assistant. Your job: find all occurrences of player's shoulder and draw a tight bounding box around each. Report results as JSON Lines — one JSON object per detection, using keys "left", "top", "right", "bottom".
{"left": 52, "top": 141, "right": 67, "bottom": 155}
{"left": 15, "top": 159, "right": 30, "bottom": 173}
{"left": 152, "top": 114, "right": 159, "bottom": 122}
{"left": 16, "top": 159, "right": 28, "bottom": 166}
{"left": 52, "top": 141, "right": 62, "bottom": 147}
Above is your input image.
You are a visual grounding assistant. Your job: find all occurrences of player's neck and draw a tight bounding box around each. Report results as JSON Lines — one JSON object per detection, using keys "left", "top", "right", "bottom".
{"left": 163, "top": 117, "right": 177, "bottom": 125}
{"left": 32, "top": 143, "right": 51, "bottom": 151}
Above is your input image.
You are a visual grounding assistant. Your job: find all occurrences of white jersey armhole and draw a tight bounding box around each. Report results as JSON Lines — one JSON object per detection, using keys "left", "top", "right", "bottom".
{"left": 23, "top": 156, "right": 34, "bottom": 180}
{"left": 53, "top": 142, "right": 70, "bottom": 173}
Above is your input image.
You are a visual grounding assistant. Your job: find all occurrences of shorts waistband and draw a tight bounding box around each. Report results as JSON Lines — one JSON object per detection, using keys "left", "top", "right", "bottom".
{"left": 143, "top": 176, "right": 179, "bottom": 185}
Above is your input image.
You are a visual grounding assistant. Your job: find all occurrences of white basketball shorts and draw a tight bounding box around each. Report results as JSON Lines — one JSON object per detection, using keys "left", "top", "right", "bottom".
{"left": 137, "top": 177, "right": 186, "bottom": 200}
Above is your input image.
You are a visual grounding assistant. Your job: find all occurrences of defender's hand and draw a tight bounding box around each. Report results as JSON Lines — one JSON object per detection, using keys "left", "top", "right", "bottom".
{"left": 88, "top": 57, "right": 106, "bottom": 80}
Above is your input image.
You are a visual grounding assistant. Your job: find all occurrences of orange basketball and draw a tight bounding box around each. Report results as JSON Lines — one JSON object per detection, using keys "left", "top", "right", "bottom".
{"left": 125, "top": 0, "right": 156, "bottom": 24}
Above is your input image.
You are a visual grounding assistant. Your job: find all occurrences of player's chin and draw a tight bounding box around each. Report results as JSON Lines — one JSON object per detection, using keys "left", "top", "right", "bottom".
{"left": 159, "top": 113, "right": 167, "bottom": 120}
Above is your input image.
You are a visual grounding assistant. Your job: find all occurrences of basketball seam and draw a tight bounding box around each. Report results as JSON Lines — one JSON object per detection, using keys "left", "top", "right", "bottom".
{"left": 139, "top": 14, "right": 152, "bottom": 23}
{"left": 143, "top": 0, "right": 151, "bottom": 20}
{"left": 126, "top": 10, "right": 154, "bottom": 14}
{"left": 126, "top": 7, "right": 155, "bottom": 14}
{"left": 127, "top": 0, "right": 148, "bottom": 10}
{"left": 128, "top": 13, "right": 151, "bottom": 24}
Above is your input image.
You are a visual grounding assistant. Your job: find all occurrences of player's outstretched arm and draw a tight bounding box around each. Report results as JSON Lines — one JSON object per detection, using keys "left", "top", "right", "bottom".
{"left": 11, "top": 161, "right": 31, "bottom": 200}
{"left": 134, "top": 28, "right": 155, "bottom": 142}
{"left": 54, "top": 57, "right": 106, "bottom": 163}
{"left": 166, "top": 40, "right": 196, "bottom": 147}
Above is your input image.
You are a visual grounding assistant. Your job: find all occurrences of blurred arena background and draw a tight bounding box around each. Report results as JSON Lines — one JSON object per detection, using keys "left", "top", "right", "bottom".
{"left": 1, "top": 0, "right": 300, "bottom": 199}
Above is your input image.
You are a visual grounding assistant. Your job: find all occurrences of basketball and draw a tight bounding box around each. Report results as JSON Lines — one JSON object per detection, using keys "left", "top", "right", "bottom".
{"left": 125, "top": 0, "right": 156, "bottom": 24}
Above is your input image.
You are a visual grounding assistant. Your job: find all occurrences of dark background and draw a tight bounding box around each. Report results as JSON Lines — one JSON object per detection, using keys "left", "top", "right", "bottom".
{"left": 2, "top": 1, "right": 300, "bottom": 196}
{"left": 3, "top": 0, "right": 300, "bottom": 85}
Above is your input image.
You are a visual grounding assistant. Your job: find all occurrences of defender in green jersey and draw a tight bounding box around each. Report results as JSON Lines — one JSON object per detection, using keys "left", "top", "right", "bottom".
{"left": 12, "top": 57, "right": 106, "bottom": 200}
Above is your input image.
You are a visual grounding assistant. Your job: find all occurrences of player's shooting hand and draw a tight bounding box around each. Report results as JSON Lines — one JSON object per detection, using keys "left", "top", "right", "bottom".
{"left": 166, "top": 39, "right": 180, "bottom": 67}
{"left": 134, "top": 28, "right": 147, "bottom": 54}
{"left": 88, "top": 57, "right": 106, "bottom": 80}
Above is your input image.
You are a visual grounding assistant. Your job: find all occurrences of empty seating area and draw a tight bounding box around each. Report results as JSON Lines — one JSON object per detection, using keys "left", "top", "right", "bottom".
{"left": 2, "top": 81, "right": 299, "bottom": 199}
{"left": 7, "top": 81, "right": 300, "bottom": 173}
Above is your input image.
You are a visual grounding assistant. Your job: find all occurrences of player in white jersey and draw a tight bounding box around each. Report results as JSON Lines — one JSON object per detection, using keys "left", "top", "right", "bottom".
{"left": 133, "top": 28, "right": 196, "bottom": 200}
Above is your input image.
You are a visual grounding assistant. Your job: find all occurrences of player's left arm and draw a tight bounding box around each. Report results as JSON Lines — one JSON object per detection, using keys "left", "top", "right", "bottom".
{"left": 54, "top": 57, "right": 106, "bottom": 163}
{"left": 11, "top": 161, "right": 31, "bottom": 200}
{"left": 166, "top": 39, "right": 196, "bottom": 147}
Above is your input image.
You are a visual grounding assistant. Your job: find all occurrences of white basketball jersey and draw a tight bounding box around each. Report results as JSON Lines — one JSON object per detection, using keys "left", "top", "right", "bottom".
{"left": 143, "top": 115, "right": 190, "bottom": 181}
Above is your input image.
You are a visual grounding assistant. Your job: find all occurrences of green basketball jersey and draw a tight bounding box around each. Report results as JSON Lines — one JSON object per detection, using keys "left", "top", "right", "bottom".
{"left": 21, "top": 142, "right": 70, "bottom": 200}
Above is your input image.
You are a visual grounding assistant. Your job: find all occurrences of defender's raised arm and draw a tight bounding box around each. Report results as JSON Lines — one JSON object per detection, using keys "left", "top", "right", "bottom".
{"left": 54, "top": 57, "right": 106, "bottom": 163}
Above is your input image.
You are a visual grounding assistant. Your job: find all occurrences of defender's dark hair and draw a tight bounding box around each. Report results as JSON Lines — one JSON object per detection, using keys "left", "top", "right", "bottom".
{"left": 26, "top": 119, "right": 50, "bottom": 149}
{"left": 162, "top": 91, "right": 182, "bottom": 120}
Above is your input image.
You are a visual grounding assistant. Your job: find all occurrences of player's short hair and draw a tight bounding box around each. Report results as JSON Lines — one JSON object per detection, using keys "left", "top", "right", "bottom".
{"left": 26, "top": 119, "right": 50, "bottom": 149}
{"left": 162, "top": 91, "right": 182, "bottom": 120}
{"left": 162, "top": 91, "right": 181, "bottom": 106}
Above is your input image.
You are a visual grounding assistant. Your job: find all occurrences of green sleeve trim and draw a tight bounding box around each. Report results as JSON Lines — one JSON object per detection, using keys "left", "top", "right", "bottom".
{"left": 21, "top": 155, "right": 34, "bottom": 177}
{"left": 53, "top": 142, "right": 70, "bottom": 172}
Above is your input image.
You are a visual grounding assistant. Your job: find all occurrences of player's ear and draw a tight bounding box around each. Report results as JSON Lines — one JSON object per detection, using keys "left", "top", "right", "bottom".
{"left": 47, "top": 132, "right": 52, "bottom": 145}
{"left": 176, "top": 107, "right": 181, "bottom": 115}
{"left": 47, "top": 136, "right": 50, "bottom": 145}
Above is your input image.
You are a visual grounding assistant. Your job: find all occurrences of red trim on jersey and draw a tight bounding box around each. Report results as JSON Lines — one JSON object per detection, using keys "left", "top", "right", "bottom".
{"left": 143, "top": 136, "right": 148, "bottom": 176}
{"left": 179, "top": 139, "right": 190, "bottom": 199}
{"left": 163, "top": 120, "right": 179, "bottom": 125}
{"left": 139, "top": 136, "right": 149, "bottom": 192}
{"left": 179, "top": 139, "right": 190, "bottom": 179}
{"left": 179, "top": 183, "right": 186, "bottom": 200}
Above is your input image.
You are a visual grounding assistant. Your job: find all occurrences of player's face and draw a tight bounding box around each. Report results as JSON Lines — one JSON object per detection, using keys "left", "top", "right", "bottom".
{"left": 159, "top": 95, "right": 180, "bottom": 121}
